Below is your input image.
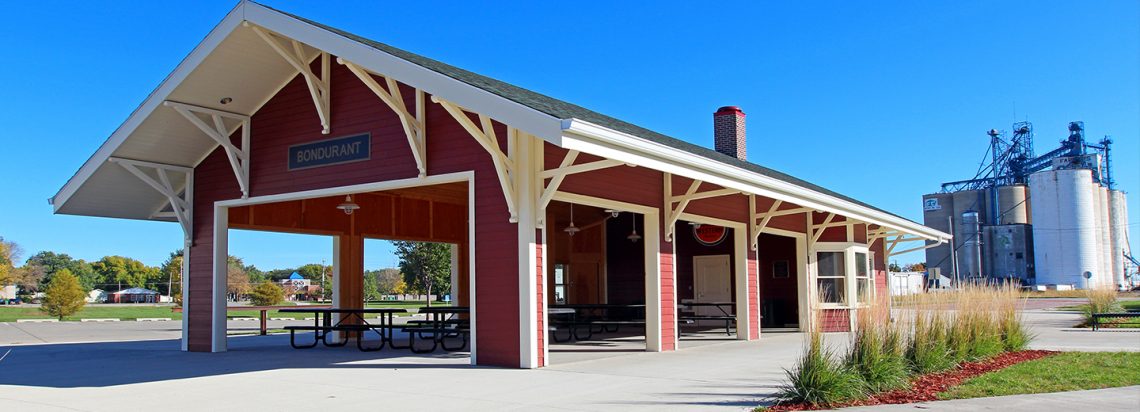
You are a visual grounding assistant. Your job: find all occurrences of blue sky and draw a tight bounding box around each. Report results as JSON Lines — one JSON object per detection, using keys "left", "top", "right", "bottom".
{"left": 0, "top": 1, "right": 1136, "bottom": 271}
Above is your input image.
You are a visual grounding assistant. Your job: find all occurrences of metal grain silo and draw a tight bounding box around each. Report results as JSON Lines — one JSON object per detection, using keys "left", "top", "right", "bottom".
{"left": 922, "top": 193, "right": 955, "bottom": 281}
{"left": 1096, "top": 186, "right": 1113, "bottom": 288}
{"left": 1029, "top": 169, "right": 1100, "bottom": 288}
{"left": 960, "top": 211, "right": 983, "bottom": 280}
{"left": 1109, "top": 190, "right": 1130, "bottom": 288}
{"left": 997, "top": 185, "right": 1030, "bottom": 225}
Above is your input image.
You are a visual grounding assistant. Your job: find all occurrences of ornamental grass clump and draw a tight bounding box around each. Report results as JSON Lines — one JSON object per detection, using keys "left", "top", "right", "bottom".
{"left": 776, "top": 313, "right": 866, "bottom": 406}
{"left": 996, "top": 283, "right": 1032, "bottom": 351}
{"left": 906, "top": 295, "right": 954, "bottom": 374}
{"left": 846, "top": 294, "right": 910, "bottom": 393}
{"left": 1082, "top": 287, "right": 1121, "bottom": 326}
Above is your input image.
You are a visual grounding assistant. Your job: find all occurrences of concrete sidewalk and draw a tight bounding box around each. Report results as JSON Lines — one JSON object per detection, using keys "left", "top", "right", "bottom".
{"left": 834, "top": 385, "right": 1140, "bottom": 411}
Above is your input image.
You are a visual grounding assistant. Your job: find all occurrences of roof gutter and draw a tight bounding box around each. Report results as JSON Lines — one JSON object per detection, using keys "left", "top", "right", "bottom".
{"left": 559, "top": 118, "right": 951, "bottom": 243}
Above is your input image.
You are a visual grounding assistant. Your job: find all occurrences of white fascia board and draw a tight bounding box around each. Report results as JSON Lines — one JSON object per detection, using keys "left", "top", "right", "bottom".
{"left": 242, "top": 2, "right": 564, "bottom": 144}
{"left": 560, "top": 119, "right": 951, "bottom": 242}
{"left": 51, "top": 3, "right": 247, "bottom": 213}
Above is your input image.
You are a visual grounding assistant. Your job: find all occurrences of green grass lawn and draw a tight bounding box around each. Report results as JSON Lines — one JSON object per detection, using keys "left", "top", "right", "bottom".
{"left": 939, "top": 352, "right": 1140, "bottom": 400}
{"left": 0, "top": 300, "right": 442, "bottom": 322}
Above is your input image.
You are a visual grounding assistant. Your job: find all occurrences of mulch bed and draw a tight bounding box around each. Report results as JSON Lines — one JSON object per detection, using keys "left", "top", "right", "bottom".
{"left": 767, "top": 350, "right": 1059, "bottom": 411}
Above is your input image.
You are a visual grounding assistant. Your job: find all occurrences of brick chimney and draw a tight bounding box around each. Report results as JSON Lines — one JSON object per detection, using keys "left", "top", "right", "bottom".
{"left": 713, "top": 106, "right": 746, "bottom": 161}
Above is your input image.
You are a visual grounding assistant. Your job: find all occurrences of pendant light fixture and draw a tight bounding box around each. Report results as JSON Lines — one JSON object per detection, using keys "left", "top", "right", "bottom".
{"left": 336, "top": 194, "right": 360, "bottom": 215}
{"left": 563, "top": 203, "right": 580, "bottom": 236}
{"left": 627, "top": 213, "right": 641, "bottom": 243}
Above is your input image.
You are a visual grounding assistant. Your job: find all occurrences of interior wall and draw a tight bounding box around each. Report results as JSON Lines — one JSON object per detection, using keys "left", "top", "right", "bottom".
{"left": 675, "top": 225, "right": 736, "bottom": 301}
{"left": 606, "top": 214, "right": 646, "bottom": 304}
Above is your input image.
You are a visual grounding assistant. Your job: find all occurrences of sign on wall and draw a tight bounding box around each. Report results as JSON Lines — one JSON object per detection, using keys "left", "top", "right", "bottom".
{"left": 693, "top": 224, "right": 727, "bottom": 246}
{"left": 288, "top": 133, "right": 371, "bottom": 171}
{"left": 923, "top": 198, "right": 942, "bottom": 211}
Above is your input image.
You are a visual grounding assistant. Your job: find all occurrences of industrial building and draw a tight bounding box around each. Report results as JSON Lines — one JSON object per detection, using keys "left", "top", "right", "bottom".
{"left": 923, "top": 122, "right": 1136, "bottom": 290}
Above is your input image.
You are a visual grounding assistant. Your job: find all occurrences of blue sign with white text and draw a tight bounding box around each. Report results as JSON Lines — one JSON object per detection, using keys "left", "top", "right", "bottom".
{"left": 288, "top": 133, "right": 371, "bottom": 171}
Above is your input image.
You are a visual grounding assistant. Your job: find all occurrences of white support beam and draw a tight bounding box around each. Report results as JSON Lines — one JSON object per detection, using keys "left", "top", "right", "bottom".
{"left": 249, "top": 24, "right": 331, "bottom": 134}
{"left": 433, "top": 97, "right": 519, "bottom": 222}
{"left": 535, "top": 150, "right": 627, "bottom": 226}
{"left": 164, "top": 101, "right": 250, "bottom": 198}
{"left": 108, "top": 157, "right": 193, "bottom": 241}
{"left": 339, "top": 58, "right": 427, "bottom": 177}
{"left": 662, "top": 177, "right": 746, "bottom": 242}
{"left": 890, "top": 242, "right": 942, "bottom": 257}
{"left": 750, "top": 198, "right": 783, "bottom": 250}
{"left": 811, "top": 213, "right": 836, "bottom": 244}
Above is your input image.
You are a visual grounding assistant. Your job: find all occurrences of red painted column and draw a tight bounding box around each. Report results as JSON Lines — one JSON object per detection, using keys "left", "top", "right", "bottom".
{"left": 747, "top": 247, "right": 760, "bottom": 340}
{"left": 660, "top": 231, "right": 676, "bottom": 351}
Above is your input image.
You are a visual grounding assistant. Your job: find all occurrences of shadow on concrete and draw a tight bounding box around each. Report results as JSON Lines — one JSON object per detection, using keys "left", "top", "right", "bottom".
{"left": 0, "top": 332, "right": 472, "bottom": 388}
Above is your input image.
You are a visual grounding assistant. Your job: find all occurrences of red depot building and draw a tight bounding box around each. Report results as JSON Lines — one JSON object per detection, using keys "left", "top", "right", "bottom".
{"left": 52, "top": 1, "right": 949, "bottom": 368}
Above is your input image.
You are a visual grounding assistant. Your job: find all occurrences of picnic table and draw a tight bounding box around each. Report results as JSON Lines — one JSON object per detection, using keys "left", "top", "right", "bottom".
{"left": 277, "top": 307, "right": 407, "bottom": 351}
{"left": 548, "top": 304, "right": 646, "bottom": 342}
{"left": 171, "top": 305, "right": 330, "bottom": 336}
{"left": 404, "top": 306, "right": 470, "bottom": 353}
{"left": 678, "top": 301, "right": 736, "bottom": 335}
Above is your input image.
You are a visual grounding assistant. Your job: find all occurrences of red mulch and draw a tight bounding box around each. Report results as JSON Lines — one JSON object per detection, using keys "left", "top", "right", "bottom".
{"left": 767, "top": 350, "right": 1058, "bottom": 411}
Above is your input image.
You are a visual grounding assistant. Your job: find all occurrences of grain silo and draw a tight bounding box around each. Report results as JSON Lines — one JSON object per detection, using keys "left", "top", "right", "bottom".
{"left": 1029, "top": 169, "right": 1100, "bottom": 288}
{"left": 997, "top": 185, "right": 1030, "bottom": 224}
{"left": 1108, "top": 190, "right": 1130, "bottom": 287}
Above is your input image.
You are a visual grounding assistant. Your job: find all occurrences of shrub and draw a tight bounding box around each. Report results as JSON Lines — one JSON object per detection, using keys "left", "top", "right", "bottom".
{"left": 40, "top": 269, "right": 87, "bottom": 320}
{"left": 776, "top": 315, "right": 866, "bottom": 406}
{"left": 249, "top": 281, "right": 284, "bottom": 306}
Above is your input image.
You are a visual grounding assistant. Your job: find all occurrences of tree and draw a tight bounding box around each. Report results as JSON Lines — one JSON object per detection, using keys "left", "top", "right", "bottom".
{"left": 161, "top": 250, "right": 184, "bottom": 305}
{"left": 91, "top": 256, "right": 156, "bottom": 290}
{"left": 376, "top": 268, "right": 406, "bottom": 295}
{"left": 227, "top": 266, "right": 251, "bottom": 301}
{"left": 40, "top": 269, "right": 86, "bottom": 320}
{"left": 363, "top": 272, "right": 380, "bottom": 302}
{"left": 888, "top": 261, "right": 902, "bottom": 272}
{"left": 393, "top": 241, "right": 451, "bottom": 306}
{"left": 249, "top": 281, "right": 284, "bottom": 306}
{"left": 24, "top": 251, "right": 98, "bottom": 291}
{"left": 0, "top": 237, "right": 21, "bottom": 286}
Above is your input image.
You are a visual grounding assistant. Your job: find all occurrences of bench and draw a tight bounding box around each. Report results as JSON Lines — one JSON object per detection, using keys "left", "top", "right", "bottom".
{"left": 284, "top": 323, "right": 402, "bottom": 351}
{"left": 549, "top": 320, "right": 646, "bottom": 342}
{"left": 1091, "top": 312, "right": 1140, "bottom": 331}
{"left": 400, "top": 325, "right": 470, "bottom": 353}
{"left": 678, "top": 315, "right": 736, "bottom": 336}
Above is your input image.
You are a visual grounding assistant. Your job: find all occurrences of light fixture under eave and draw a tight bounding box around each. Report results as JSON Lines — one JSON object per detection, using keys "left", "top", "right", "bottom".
{"left": 336, "top": 195, "right": 360, "bottom": 215}
{"left": 564, "top": 203, "right": 580, "bottom": 236}
{"left": 627, "top": 213, "right": 641, "bottom": 243}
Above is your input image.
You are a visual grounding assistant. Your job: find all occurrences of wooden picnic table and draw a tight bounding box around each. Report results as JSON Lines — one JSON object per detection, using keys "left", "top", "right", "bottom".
{"left": 405, "top": 306, "right": 470, "bottom": 353}
{"left": 678, "top": 301, "right": 736, "bottom": 335}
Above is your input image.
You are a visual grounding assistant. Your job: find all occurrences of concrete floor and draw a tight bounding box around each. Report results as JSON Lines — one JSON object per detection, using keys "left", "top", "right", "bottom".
{"left": 0, "top": 306, "right": 1137, "bottom": 411}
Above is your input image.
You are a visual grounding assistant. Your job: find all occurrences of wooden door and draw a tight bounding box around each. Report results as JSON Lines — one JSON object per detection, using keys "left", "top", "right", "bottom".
{"left": 693, "top": 255, "right": 731, "bottom": 316}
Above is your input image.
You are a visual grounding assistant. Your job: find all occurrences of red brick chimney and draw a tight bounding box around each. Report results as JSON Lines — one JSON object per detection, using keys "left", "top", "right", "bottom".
{"left": 714, "top": 106, "right": 746, "bottom": 161}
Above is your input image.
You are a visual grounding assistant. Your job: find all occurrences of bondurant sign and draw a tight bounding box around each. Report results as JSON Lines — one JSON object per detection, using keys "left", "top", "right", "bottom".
{"left": 288, "top": 133, "right": 371, "bottom": 171}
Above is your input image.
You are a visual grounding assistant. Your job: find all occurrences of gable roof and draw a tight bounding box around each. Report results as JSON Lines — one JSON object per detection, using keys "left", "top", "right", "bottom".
{"left": 51, "top": 1, "right": 948, "bottom": 242}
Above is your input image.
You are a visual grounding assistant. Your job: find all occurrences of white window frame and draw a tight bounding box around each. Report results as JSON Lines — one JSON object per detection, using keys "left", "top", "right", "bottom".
{"left": 812, "top": 242, "right": 871, "bottom": 309}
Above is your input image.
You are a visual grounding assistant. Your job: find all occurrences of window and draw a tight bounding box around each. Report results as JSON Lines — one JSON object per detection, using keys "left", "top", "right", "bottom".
{"left": 554, "top": 264, "right": 567, "bottom": 305}
{"left": 855, "top": 252, "right": 871, "bottom": 303}
{"left": 816, "top": 251, "right": 845, "bottom": 304}
{"left": 773, "top": 260, "right": 790, "bottom": 279}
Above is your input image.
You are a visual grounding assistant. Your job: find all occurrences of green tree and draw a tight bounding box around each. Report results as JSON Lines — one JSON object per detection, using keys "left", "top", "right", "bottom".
{"left": 0, "top": 236, "right": 20, "bottom": 286}
{"left": 393, "top": 241, "right": 451, "bottom": 306}
{"left": 91, "top": 256, "right": 156, "bottom": 290}
{"left": 160, "top": 250, "right": 184, "bottom": 305}
{"left": 40, "top": 269, "right": 87, "bottom": 320}
{"left": 24, "top": 251, "right": 98, "bottom": 291}
{"left": 363, "top": 271, "right": 380, "bottom": 302}
{"left": 249, "top": 281, "right": 284, "bottom": 306}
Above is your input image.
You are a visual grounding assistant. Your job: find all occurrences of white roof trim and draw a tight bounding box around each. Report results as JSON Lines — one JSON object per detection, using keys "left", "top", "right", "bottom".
{"left": 560, "top": 119, "right": 951, "bottom": 242}
{"left": 52, "top": 0, "right": 563, "bottom": 213}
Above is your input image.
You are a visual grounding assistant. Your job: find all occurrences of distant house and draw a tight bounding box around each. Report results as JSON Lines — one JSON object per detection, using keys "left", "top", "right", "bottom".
{"left": 110, "top": 287, "right": 160, "bottom": 303}
{"left": 86, "top": 289, "right": 107, "bottom": 303}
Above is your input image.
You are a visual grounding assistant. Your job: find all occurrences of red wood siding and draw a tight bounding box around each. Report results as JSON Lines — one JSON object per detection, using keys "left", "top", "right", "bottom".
{"left": 660, "top": 241, "right": 676, "bottom": 350}
{"left": 188, "top": 61, "right": 521, "bottom": 366}
{"left": 747, "top": 248, "right": 760, "bottom": 339}
{"left": 820, "top": 308, "right": 850, "bottom": 332}
{"left": 535, "top": 234, "right": 544, "bottom": 367}
{"left": 872, "top": 238, "right": 888, "bottom": 298}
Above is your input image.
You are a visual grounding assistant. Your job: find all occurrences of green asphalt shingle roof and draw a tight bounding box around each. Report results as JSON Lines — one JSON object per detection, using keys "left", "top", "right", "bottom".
{"left": 271, "top": 4, "right": 918, "bottom": 226}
